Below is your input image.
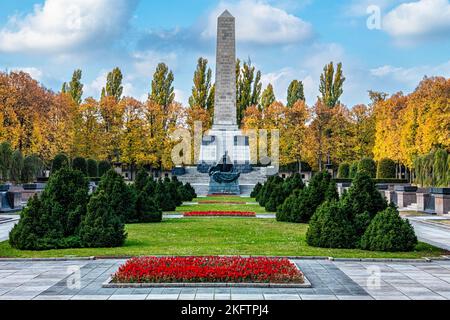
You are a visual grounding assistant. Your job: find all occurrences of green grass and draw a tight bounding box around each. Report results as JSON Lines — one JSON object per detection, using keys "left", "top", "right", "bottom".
{"left": 174, "top": 203, "right": 270, "bottom": 214}
{"left": 0, "top": 218, "right": 444, "bottom": 259}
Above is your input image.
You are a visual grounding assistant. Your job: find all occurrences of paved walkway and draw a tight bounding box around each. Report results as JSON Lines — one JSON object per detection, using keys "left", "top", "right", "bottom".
{"left": 0, "top": 216, "right": 19, "bottom": 242}
{"left": 407, "top": 217, "right": 450, "bottom": 251}
{"left": 1, "top": 258, "right": 450, "bottom": 300}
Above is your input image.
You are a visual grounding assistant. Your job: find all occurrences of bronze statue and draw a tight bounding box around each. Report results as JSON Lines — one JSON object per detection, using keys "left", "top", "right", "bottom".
{"left": 208, "top": 152, "right": 240, "bottom": 183}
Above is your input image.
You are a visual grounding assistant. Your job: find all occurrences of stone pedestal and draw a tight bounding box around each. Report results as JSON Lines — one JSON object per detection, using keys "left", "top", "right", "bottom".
{"left": 434, "top": 194, "right": 450, "bottom": 215}
{"left": 417, "top": 193, "right": 431, "bottom": 212}
{"left": 396, "top": 191, "right": 417, "bottom": 209}
{"left": 208, "top": 177, "right": 240, "bottom": 195}
{"left": 384, "top": 190, "right": 396, "bottom": 205}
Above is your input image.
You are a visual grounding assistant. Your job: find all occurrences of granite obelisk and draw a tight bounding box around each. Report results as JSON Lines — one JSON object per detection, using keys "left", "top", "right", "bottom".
{"left": 214, "top": 10, "right": 237, "bottom": 128}
{"left": 198, "top": 10, "right": 250, "bottom": 177}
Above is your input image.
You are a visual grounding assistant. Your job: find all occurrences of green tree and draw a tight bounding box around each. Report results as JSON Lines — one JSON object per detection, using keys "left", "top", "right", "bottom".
{"left": 287, "top": 80, "right": 305, "bottom": 107}
{"left": 433, "top": 149, "right": 448, "bottom": 187}
{"left": 358, "top": 158, "right": 376, "bottom": 178}
{"left": 261, "top": 84, "right": 276, "bottom": 110}
{"left": 150, "top": 63, "right": 175, "bottom": 110}
{"left": 0, "top": 142, "right": 13, "bottom": 182}
{"left": 377, "top": 158, "right": 396, "bottom": 179}
{"left": 10, "top": 150, "right": 24, "bottom": 184}
{"left": 104, "top": 67, "right": 123, "bottom": 101}
{"left": 319, "top": 62, "right": 345, "bottom": 108}
{"left": 189, "top": 57, "right": 213, "bottom": 111}
{"left": 337, "top": 162, "right": 350, "bottom": 178}
{"left": 64, "top": 69, "right": 83, "bottom": 105}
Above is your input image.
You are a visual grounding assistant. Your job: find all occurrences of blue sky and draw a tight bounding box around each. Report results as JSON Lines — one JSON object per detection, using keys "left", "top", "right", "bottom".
{"left": 0, "top": 0, "right": 449, "bottom": 107}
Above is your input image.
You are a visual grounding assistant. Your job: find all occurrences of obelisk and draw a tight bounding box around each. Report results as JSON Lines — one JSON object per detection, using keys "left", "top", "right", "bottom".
{"left": 198, "top": 10, "right": 250, "bottom": 174}
{"left": 213, "top": 10, "right": 237, "bottom": 128}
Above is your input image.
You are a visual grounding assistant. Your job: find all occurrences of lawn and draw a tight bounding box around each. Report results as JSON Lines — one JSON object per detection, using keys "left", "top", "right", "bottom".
{"left": 0, "top": 218, "right": 444, "bottom": 259}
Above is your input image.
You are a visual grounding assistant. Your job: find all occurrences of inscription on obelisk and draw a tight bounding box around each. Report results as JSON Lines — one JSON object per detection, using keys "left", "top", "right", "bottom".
{"left": 214, "top": 10, "right": 237, "bottom": 127}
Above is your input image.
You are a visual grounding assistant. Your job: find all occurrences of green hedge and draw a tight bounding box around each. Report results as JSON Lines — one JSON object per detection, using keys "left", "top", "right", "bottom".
{"left": 337, "top": 163, "right": 350, "bottom": 179}
{"left": 377, "top": 158, "right": 396, "bottom": 179}
{"left": 333, "top": 178, "right": 408, "bottom": 184}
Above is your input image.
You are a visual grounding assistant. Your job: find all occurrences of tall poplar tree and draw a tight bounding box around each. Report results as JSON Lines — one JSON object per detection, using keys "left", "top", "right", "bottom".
{"left": 319, "top": 62, "right": 345, "bottom": 108}
{"left": 103, "top": 67, "right": 123, "bottom": 102}
{"left": 150, "top": 63, "right": 175, "bottom": 110}
{"left": 261, "top": 84, "right": 276, "bottom": 110}
{"left": 189, "top": 58, "right": 213, "bottom": 110}
{"left": 236, "top": 59, "right": 262, "bottom": 125}
{"left": 287, "top": 80, "right": 305, "bottom": 107}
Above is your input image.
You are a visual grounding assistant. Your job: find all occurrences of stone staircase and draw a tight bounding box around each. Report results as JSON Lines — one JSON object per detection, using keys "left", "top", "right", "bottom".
{"left": 176, "top": 167, "right": 270, "bottom": 196}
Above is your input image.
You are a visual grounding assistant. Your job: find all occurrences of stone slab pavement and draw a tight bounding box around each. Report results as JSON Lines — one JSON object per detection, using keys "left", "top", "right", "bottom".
{"left": 1, "top": 258, "right": 450, "bottom": 300}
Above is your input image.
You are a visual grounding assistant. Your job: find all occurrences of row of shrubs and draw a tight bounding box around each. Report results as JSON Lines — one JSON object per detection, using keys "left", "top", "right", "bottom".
{"left": 337, "top": 158, "right": 397, "bottom": 180}
{"left": 9, "top": 167, "right": 196, "bottom": 250}
{"left": 252, "top": 172, "right": 417, "bottom": 252}
{"left": 252, "top": 173, "right": 304, "bottom": 212}
{"left": 52, "top": 153, "right": 112, "bottom": 178}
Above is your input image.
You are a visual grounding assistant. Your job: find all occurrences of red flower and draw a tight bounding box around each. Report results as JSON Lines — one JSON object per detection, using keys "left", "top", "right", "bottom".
{"left": 112, "top": 256, "right": 304, "bottom": 284}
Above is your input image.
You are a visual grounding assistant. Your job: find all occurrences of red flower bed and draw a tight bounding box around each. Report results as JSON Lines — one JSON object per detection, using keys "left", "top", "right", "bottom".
{"left": 184, "top": 211, "right": 256, "bottom": 217}
{"left": 112, "top": 256, "right": 304, "bottom": 284}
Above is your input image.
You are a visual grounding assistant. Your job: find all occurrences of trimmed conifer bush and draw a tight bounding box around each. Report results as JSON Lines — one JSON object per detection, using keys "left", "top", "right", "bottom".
{"left": 132, "top": 170, "right": 162, "bottom": 223}
{"left": 358, "top": 158, "right": 376, "bottom": 178}
{"left": 97, "top": 170, "right": 136, "bottom": 223}
{"left": 360, "top": 206, "right": 417, "bottom": 252}
{"left": 154, "top": 179, "right": 176, "bottom": 211}
{"left": 72, "top": 157, "right": 87, "bottom": 175}
{"left": 337, "top": 162, "right": 350, "bottom": 178}
{"left": 183, "top": 183, "right": 197, "bottom": 201}
{"left": 341, "top": 172, "right": 387, "bottom": 236}
{"left": 52, "top": 153, "right": 69, "bottom": 173}
{"left": 276, "top": 171, "right": 337, "bottom": 223}
{"left": 87, "top": 159, "right": 98, "bottom": 178}
{"left": 250, "top": 182, "right": 262, "bottom": 198}
{"left": 377, "top": 158, "right": 396, "bottom": 179}
{"left": 79, "top": 190, "right": 127, "bottom": 248}
{"left": 98, "top": 160, "right": 112, "bottom": 177}
{"left": 9, "top": 167, "right": 89, "bottom": 250}
{"left": 306, "top": 200, "right": 357, "bottom": 249}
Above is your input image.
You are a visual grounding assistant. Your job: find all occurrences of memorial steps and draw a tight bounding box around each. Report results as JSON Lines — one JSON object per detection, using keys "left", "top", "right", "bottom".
{"left": 176, "top": 167, "right": 269, "bottom": 196}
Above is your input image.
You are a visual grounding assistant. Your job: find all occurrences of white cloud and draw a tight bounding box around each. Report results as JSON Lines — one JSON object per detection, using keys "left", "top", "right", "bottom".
{"left": 202, "top": 0, "right": 314, "bottom": 45}
{"left": 0, "top": 0, "right": 138, "bottom": 53}
{"left": 10, "top": 67, "right": 43, "bottom": 81}
{"left": 383, "top": 0, "right": 450, "bottom": 41}
{"left": 132, "top": 51, "right": 178, "bottom": 77}
{"left": 370, "top": 60, "right": 450, "bottom": 85}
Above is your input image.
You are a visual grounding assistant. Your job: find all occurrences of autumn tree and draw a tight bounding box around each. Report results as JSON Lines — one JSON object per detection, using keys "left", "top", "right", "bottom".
{"left": 350, "top": 104, "right": 375, "bottom": 159}
{"left": 287, "top": 80, "right": 305, "bottom": 107}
